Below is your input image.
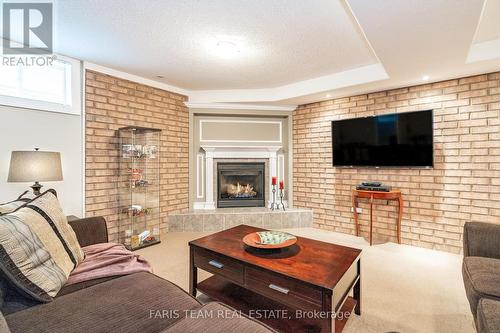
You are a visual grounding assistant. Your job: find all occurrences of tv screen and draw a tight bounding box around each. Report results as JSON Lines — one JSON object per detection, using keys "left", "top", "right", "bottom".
{"left": 332, "top": 110, "right": 433, "bottom": 167}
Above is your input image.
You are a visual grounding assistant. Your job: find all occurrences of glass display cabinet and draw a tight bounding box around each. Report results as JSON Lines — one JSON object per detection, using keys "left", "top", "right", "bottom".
{"left": 118, "top": 126, "right": 161, "bottom": 250}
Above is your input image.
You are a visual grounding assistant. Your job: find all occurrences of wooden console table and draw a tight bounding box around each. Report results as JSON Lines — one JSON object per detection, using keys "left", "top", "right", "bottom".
{"left": 352, "top": 189, "right": 403, "bottom": 246}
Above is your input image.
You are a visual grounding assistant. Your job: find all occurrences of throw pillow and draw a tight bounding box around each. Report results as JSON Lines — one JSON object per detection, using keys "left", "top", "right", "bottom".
{"left": 0, "top": 190, "right": 33, "bottom": 215}
{"left": 0, "top": 311, "right": 11, "bottom": 333}
{"left": 0, "top": 189, "right": 84, "bottom": 302}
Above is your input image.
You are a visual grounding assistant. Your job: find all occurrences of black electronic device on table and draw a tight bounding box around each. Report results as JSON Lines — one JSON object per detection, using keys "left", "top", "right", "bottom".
{"left": 361, "top": 181, "right": 381, "bottom": 187}
{"left": 356, "top": 181, "right": 391, "bottom": 192}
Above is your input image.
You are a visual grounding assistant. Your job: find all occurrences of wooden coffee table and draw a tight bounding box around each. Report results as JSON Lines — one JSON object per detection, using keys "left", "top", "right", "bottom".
{"left": 189, "top": 225, "right": 362, "bottom": 333}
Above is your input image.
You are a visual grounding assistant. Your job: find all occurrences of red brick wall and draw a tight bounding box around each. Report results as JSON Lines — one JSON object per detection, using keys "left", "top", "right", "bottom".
{"left": 85, "top": 70, "right": 189, "bottom": 241}
{"left": 293, "top": 72, "right": 500, "bottom": 253}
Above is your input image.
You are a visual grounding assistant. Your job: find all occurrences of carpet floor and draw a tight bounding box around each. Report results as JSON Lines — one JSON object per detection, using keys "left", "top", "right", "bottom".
{"left": 137, "top": 227, "right": 475, "bottom": 333}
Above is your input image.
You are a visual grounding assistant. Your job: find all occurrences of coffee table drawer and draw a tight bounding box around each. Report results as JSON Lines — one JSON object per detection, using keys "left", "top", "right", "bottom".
{"left": 194, "top": 248, "right": 244, "bottom": 284}
{"left": 245, "top": 267, "right": 322, "bottom": 311}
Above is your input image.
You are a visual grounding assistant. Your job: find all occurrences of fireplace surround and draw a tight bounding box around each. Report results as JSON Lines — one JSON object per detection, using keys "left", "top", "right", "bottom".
{"left": 217, "top": 162, "right": 265, "bottom": 208}
{"left": 196, "top": 146, "right": 282, "bottom": 209}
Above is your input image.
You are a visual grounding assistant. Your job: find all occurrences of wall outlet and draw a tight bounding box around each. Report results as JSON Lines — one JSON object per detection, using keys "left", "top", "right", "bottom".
{"left": 351, "top": 207, "right": 363, "bottom": 214}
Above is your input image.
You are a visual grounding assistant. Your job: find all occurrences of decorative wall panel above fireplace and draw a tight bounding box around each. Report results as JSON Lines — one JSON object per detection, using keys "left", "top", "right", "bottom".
{"left": 200, "top": 119, "right": 282, "bottom": 143}
{"left": 190, "top": 114, "right": 291, "bottom": 210}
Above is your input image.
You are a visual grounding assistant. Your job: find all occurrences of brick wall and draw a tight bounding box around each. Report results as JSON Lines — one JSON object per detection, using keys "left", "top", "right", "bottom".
{"left": 293, "top": 72, "right": 500, "bottom": 253}
{"left": 85, "top": 70, "right": 189, "bottom": 241}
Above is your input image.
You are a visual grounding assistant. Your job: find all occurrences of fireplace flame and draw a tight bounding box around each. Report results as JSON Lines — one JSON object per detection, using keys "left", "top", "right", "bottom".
{"left": 227, "top": 182, "right": 257, "bottom": 198}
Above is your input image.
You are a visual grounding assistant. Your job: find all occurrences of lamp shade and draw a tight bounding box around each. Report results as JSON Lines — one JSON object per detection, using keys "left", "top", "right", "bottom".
{"left": 8, "top": 151, "right": 63, "bottom": 182}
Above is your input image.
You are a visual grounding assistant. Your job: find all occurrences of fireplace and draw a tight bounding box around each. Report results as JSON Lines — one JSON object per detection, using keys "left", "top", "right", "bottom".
{"left": 217, "top": 162, "right": 265, "bottom": 208}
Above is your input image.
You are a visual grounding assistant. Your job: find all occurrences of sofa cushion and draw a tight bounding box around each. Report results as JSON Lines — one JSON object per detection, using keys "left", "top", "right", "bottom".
{"left": 2, "top": 275, "right": 121, "bottom": 315}
{"left": 57, "top": 276, "right": 119, "bottom": 297}
{"left": 0, "top": 190, "right": 84, "bottom": 302}
{"left": 463, "top": 256, "right": 500, "bottom": 317}
{"left": 0, "top": 190, "right": 32, "bottom": 215}
{"left": 0, "top": 311, "right": 11, "bottom": 333}
{"left": 477, "top": 298, "right": 500, "bottom": 333}
{"left": 0, "top": 276, "right": 39, "bottom": 315}
{"left": 5, "top": 272, "right": 201, "bottom": 333}
{"left": 68, "top": 216, "right": 109, "bottom": 247}
{"left": 163, "top": 302, "right": 275, "bottom": 333}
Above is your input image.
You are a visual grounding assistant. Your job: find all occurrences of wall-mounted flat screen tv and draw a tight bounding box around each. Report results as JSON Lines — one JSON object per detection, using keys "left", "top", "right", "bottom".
{"left": 332, "top": 110, "right": 433, "bottom": 167}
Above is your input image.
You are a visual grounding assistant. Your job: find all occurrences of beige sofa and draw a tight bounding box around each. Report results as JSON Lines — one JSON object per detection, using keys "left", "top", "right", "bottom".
{"left": 2, "top": 216, "right": 275, "bottom": 333}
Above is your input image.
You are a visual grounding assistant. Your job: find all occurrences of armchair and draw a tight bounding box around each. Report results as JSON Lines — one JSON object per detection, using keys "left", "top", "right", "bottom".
{"left": 462, "top": 222, "right": 500, "bottom": 332}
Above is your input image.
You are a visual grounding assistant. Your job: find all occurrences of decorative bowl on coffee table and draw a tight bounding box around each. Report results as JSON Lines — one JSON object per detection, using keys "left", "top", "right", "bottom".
{"left": 242, "top": 230, "right": 297, "bottom": 249}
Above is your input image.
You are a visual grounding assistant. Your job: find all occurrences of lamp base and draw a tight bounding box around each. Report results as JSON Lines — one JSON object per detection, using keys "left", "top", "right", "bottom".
{"left": 30, "top": 182, "right": 43, "bottom": 196}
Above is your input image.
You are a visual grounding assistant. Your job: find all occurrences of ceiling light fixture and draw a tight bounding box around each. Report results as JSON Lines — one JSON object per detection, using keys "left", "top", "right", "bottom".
{"left": 215, "top": 41, "right": 240, "bottom": 59}
{"left": 326, "top": 94, "right": 332, "bottom": 98}
{"left": 422, "top": 75, "right": 430, "bottom": 81}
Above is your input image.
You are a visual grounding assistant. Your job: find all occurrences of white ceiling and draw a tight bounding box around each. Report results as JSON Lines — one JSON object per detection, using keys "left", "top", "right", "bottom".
{"left": 50, "top": 0, "right": 500, "bottom": 106}
{"left": 474, "top": 0, "right": 500, "bottom": 43}
{"left": 466, "top": 0, "right": 500, "bottom": 64}
{"left": 56, "top": 0, "right": 378, "bottom": 89}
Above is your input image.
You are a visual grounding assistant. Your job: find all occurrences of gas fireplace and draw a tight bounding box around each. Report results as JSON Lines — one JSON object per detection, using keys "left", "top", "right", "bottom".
{"left": 217, "top": 162, "right": 265, "bottom": 208}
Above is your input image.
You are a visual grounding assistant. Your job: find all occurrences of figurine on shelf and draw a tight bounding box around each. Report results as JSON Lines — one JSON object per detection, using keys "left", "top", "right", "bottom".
{"left": 128, "top": 169, "right": 152, "bottom": 188}
{"left": 130, "top": 235, "right": 140, "bottom": 248}
{"left": 129, "top": 168, "right": 143, "bottom": 179}
{"left": 124, "top": 230, "right": 132, "bottom": 248}
{"left": 122, "top": 144, "right": 158, "bottom": 158}
{"left": 134, "top": 179, "right": 150, "bottom": 187}
{"left": 142, "top": 145, "right": 157, "bottom": 158}
{"left": 129, "top": 169, "right": 142, "bottom": 188}
{"left": 143, "top": 235, "right": 156, "bottom": 244}
{"left": 121, "top": 144, "right": 135, "bottom": 158}
{"left": 139, "top": 230, "right": 150, "bottom": 242}
{"left": 122, "top": 205, "right": 153, "bottom": 217}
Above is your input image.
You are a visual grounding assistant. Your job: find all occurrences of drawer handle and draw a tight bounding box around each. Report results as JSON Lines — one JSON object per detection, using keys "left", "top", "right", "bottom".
{"left": 269, "top": 284, "right": 289, "bottom": 294}
{"left": 208, "top": 260, "right": 224, "bottom": 269}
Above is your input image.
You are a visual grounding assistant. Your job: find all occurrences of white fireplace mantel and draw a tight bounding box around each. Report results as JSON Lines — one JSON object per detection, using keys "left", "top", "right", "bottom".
{"left": 201, "top": 145, "right": 282, "bottom": 157}
{"left": 198, "top": 145, "right": 282, "bottom": 210}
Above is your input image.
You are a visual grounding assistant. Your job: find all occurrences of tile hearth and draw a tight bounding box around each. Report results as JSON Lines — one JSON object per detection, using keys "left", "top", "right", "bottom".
{"left": 168, "top": 208, "right": 312, "bottom": 233}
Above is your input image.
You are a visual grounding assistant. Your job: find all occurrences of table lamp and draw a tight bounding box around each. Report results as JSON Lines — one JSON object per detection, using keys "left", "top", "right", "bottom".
{"left": 8, "top": 148, "right": 63, "bottom": 195}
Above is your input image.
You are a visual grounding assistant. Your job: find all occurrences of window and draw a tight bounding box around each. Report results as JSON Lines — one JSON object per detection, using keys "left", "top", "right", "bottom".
{"left": 0, "top": 56, "right": 81, "bottom": 115}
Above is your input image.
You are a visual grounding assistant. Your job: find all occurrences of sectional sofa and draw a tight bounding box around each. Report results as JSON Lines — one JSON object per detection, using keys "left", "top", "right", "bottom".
{"left": 1, "top": 216, "right": 275, "bottom": 333}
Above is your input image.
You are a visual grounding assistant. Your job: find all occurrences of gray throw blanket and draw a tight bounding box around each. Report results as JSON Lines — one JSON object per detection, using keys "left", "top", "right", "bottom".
{"left": 66, "top": 243, "right": 153, "bottom": 285}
